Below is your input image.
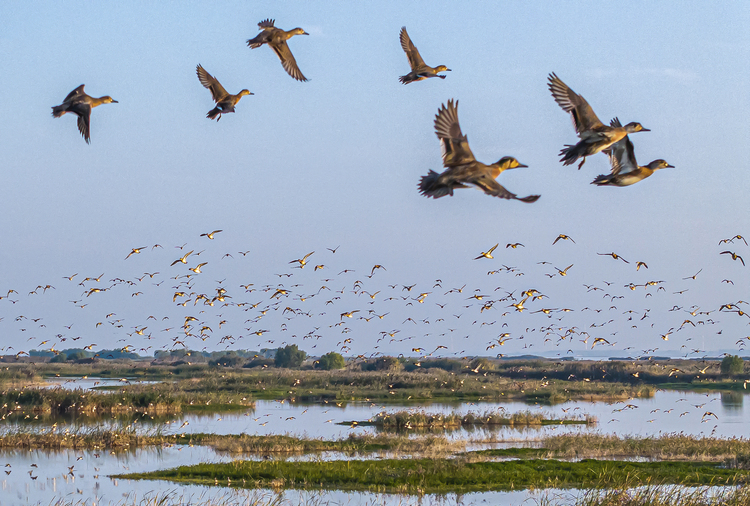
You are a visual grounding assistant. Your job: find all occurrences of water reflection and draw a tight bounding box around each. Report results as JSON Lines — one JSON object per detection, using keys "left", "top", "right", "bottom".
{"left": 4, "top": 390, "right": 750, "bottom": 440}
{"left": 42, "top": 376, "right": 157, "bottom": 390}
{"left": 1, "top": 390, "right": 750, "bottom": 505}
{"left": 720, "top": 391, "right": 743, "bottom": 411}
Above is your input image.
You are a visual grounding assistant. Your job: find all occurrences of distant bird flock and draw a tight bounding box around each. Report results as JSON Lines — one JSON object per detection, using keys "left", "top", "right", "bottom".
{"left": 51, "top": 20, "right": 672, "bottom": 198}
{"left": 0, "top": 226, "right": 747, "bottom": 363}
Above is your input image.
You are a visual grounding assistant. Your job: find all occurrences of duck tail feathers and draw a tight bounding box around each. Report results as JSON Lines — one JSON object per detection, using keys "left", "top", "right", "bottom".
{"left": 207, "top": 107, "right": 221, "bottom": 121}
{"left": 418, "top": 170, "right": 450, "bottom": 198}
{"left": 559, "top": 144, "right": 582, "bottom": 166}
{"left": 591, "top": 174, "right": 611, "bottom": 186}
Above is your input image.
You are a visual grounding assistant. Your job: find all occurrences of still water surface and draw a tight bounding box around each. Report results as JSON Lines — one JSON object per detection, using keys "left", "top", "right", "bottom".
{"left": 1, "top": 385, "right": 746, "bottom": 505}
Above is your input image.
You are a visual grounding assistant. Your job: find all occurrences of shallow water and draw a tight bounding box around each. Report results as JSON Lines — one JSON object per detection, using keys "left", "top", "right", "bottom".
{"left": 33, "top": 379, "right": 748, "bottom": 440}
{"left": 3, "top": 389, "right": 747, "bottom": 440}
{"left": 41, "top": 377, "right": 157, "bottom": 391}
{"left": 139, "top": 389, "right": 750, "bottom": 440}
{"left": 1, "top": 389, "right": 748, "bottom": 505}
{"left": 0, "top": 444, "right": 548, "bottom": 506}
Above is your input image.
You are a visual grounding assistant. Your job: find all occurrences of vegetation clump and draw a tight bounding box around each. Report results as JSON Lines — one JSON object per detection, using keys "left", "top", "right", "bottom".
{"left": 0, "top": 383, "right": 252, "bottom": 417}
{"left": 573, "top": 483, "right": 750, "bottom": 506}
{"left": 274, "top": 345, "right": 307, "bottom": 369}
{"left": 351, "top": 409, "right": 595, "bottom": 430}
{"left": 117, "top": 458, "right": 750, "bottom": 493}
{"left": 316, "top": 352, "right": 346, "bottom": 371}
{"left": 209, "top": 353, "right": 246, "bottom": 368}
{"left": 721, "top": 355, "right": 745, "bottom": 375}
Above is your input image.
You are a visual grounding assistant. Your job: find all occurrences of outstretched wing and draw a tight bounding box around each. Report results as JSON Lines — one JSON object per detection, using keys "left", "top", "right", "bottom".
{"left": 63, "top": 85, "right": 86, "bottom": 104}
{"left": 196, "top": 65, "right": 229, "bottom": 102}
{"left": 548, "top": 73, "right": 604, "bottom": 136}
{"left": 434, "top": 99, "right": 476, "bottom": 167}
{"left": 399, "top": 27, "right": 426, "bottom": 70}
{"left": 71, "top": 104, "right": 92, "bottom": 144}
{"left": 271, "top": 41, "right": 308, "bottom": 82}
{"left": 605, "top": 118, "right": 639, "bottom": 175}
{"left": 472, "top": 175, "right": 540, "bottom": 202}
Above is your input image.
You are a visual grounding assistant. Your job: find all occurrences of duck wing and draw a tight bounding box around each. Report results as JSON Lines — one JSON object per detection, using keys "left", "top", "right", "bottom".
{"left": 196, "top": 65, "right": 229, "bottom": 102}
{"left": 63, "top": 85, "right": 86, "bottom": 104}
{"left": 247, "top": 19, "right": 276, "bottom": 48}
{"left": 472, "top": 174, "right": 540, "bottom": 202}
{"left": 399, "top": 27, "right": 426, "bottom": 70}
{"left": 548, "top": 73, "right": 604, "bottom": 136}
{"left": 606, "top": 118, "right": 639, "bottom": 175}
{"left": 69, "top": 103, "right": 92, "bottom": 144}
{"left": 270, "top": 40, "right": 308, "bottom": 81}
{"left": 434, "top": 99, "right": 476, "bottom": 167}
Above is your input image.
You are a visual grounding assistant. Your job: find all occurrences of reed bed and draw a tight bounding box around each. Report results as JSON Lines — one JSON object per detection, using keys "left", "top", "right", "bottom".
{"left": 365, "top": 409, "right": 595, "bottom": 430}
{"left": 117, "top": 458, "right": 750, "bottom": 493}
{"left": 0, "top": 365, "right": 41, "bottom": 388}
{"left": 13, "top": 362, "right": 658, "bottom": 403}
{"left": 47, "top": 488, "right": 285, "bottom": 506}
{"left": 0, "top": 424, "right": 174, "bottom": 450}
{"left": 572, "top": 483, "right": 750, "bottom": 506}
{"left": 148, "top": 368, "right": 654, "bottom": 405}
{"left": 0, "top": 427, "right": 464, "bottom": 455}
{"left": 542, "top": 433, "right": 750, "bottom": 462}
{"left": 0, "top": 384, "right": 253, "bottom": 417}
{"left": 204, "top": 433, "right": 465, "bottom": 456}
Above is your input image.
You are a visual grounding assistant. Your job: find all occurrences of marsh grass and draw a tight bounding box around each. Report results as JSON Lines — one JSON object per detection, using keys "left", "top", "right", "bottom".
{"left": 47, "top": 488, "right": 286, "bottom": 506}
{"left": 355, "top": 409, "right": 596, "bottom": 430}
{"left": 0, "top": 424, "right": 174, "bottom": 450}
{"left": 9, "top": 359, "right": 747, "bottom": 396}
{"left": 117, "top": 458, "right": 750, "bottom": 494}
{"left": 0, "top": 428, "right": 464, "bottom": 455}
{"left": 541, "top": 433, "right": 750, "bottom": 462}
{"left": 572, "top": 483, "right": 750, "bottom": 506}
{"left": 203, "top": 433, "right": 465, "bottom": 457}
{"left": 140, "top": 368, "right": 654, "bottom": 405}
{"left": 12, "top": 362, "right": 659, "bottom": 404}
{"left": 0, "top": 384, "right": 253, "bottom": 417}
{"left": 0, "top": 366, "right": 40, "bottom": 388}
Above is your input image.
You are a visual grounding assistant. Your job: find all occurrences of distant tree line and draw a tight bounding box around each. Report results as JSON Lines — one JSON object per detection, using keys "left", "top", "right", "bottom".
{"left": 29, "top": 348, "right": 140, "bottom": 361}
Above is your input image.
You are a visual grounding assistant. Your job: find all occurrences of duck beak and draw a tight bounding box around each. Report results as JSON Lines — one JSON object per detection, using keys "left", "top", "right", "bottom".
{"left": 303, "top": 31, "right": 309, "bottom": 35}
{"left": 112, "top": 99, "right": 119, "bottom": 103}
{"left": 446, "top": 69, "right": 452, "bottom": 71}
{"left": 514, "top": 163, "right": 528, "bottom": 169}
{"left": 666, "top": 164, "right": 674, "bottom": 168}
{"left": 641, "top": 127, "right": 650, "bottom": 132}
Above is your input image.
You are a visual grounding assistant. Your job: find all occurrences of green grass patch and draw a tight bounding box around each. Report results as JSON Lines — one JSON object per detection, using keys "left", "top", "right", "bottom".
{"left": 342, "top": 409, "right": 595, "bottom": 430}
{"left": 661, "top": 381, "right": 749, "bottom": 392}
{"left": 469, "top": 447, "right": 547, "bottom": 458}
{"left": 116, "top": 458, "right": 750, "bottom": 493}
{"left": 192, "top": 433, "right": 464, "bottom": 455}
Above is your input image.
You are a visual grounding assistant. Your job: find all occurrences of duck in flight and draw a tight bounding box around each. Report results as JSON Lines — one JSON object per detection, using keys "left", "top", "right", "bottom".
{"left": 196, "top": 65, "right": 253, "bottom": 121}
{"left": 398, "top": 27, "right": 450, "bottom": 84}
{"left": 592, "top": 118, "right": 673, "bottom": 186}
{"left": 247, "top": 19, "right": 309, "bottom": 82}
{"left": 418, "top": 100, "right": 540, "bottom": 202}
{"left": 548, "top": 73, "right": 649, "bottom": 169}
{"left": 52, "top": 85, "right": 118, "bottom": 144}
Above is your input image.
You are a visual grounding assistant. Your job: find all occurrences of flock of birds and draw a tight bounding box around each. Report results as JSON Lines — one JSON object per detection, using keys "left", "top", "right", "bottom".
{"left": 50, "top": 19, "right": 671, "bottom": 200}
{"left": 0, "top": 227, "right": 747, "bottom": 366}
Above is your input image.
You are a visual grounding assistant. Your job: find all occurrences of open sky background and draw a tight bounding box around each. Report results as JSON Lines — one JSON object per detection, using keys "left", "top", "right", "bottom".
{"left": 1, "top": 1, "right": 749, "bottom": 359}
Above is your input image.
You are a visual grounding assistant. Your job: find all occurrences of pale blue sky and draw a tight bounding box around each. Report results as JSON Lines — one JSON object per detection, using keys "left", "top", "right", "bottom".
{"left": 1, "top": 2, "right": 749, "bottom": 358}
